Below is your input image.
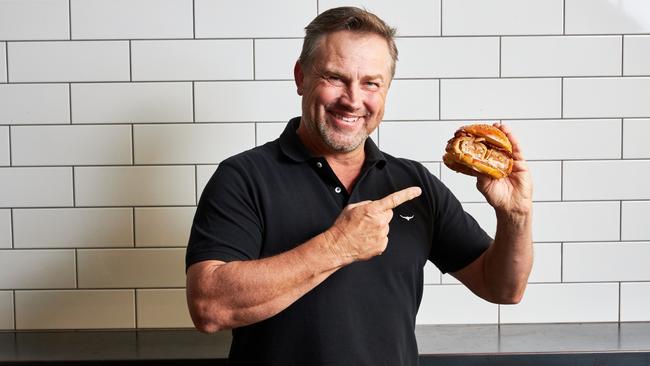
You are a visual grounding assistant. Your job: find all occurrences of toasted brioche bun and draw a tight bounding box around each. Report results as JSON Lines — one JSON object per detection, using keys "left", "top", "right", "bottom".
{"left": 443, "top": 124, "right": 513, "bottom": 179}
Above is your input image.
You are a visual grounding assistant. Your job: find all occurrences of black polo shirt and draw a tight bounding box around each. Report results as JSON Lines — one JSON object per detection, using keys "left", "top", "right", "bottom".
{"left": 186, "top": 117, "right": 491, "bottom": 366}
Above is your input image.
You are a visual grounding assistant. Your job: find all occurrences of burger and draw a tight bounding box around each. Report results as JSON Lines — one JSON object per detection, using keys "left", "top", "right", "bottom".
{"left": 443, "top": 124, "right": 513, "bottom": 179}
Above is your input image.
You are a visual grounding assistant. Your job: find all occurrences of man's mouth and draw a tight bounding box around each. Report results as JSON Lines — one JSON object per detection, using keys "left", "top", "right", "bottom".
{"left": 330, "top": 112, "right": 363, "bottom": 123}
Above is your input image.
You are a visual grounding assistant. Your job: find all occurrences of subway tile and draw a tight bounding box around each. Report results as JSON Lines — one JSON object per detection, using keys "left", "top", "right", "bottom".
{"left": 0, "top": 249, "right": 75, "bottom": 289}
{"left": 507, "top": 119, "right": 621, "bottom": 160}
{"left": 564, "top": 242, "right": 650, "bottom": 282}
{"left": 442, "top": 161, "right": 561, "bottom": 203}
{"left": 564, "top": 160, "right": 650, "bottom": 200}
{"left": 622, "top": 201, "right": 650, "bottom": 241}
{"left": 0, "top": 84, "right": 70, "bottom": 125}
{"left": 461, "top": 203, "right": 496, "bottom": 238}
{"left": 195, "top": 0, "right": 314, "bottom": 38}
{"left": 0, "top": 167, "right": 73, "bottom": 208}
{"left": 0, "top": 291, "right": 12, "bottom": 330}
{"left": 423, "top": 261, "right": 441, "bottom": 285}
{"left": 443, "top": 0, "right": 563, "bottom": 36}
{"left": 623, "top": 119, "right": 650, "bottom": 158}
{"left": 195, "top": 81, "right": 300, "bottom": 122}
{"left": 256, "top": 122, "right": 286, "bottom": 146}
{"left": 384, "top": 79, "right": 439, "bottom": 121}
{"left": 8, "top": 41, "right": 129, "bottom": 82}
{"left": 0, "top": 43, "right": 5, "bottom": 82}
{"left": 0, "top": 210, "right": 10, "bottom": 248}
{"left": 501, "top": 36, "right": 621, "bottom": 77}
{"left": 621, "top": 282, "right": 650, "bottom": 322}
{"left": 71, "top": 0, "right": 192, "bottom": 39}
{"left": 624, "top": 36, "right": 650, "bottom": 75}
{"left": 321, "top": 0, "right": 441, "bottom": 36}
{"left": 134, "top": 123, "right": 255, "bottom": 164}
{"left": 77, "top": 248, "right": 185, "bottom": 288}
{"left": 254, "top": 39, "right": 302, "bottom": 80}
{"left": 196, "top": 165, "right": 218, "bottom": 201}
{"left": 0, "top": 127, "right": 8, "bottom": 166}
{"left": 15, "top": 290, "right": 134, "bottom": 330}
{"left": 533, "top": 201, "right": 620, "bottom": 242}
{"left": 566, "top": 0, "right": 650, "bottom": 34}
{"left": 0, "top": 0, "right": 69, "bottom": 40}
{"left": 135, "top": 207, "right": 195, "bottom": 247}
{"left": 441, "top": 78, "right": 561, "bottom": 120}
{"left": 379, "top": 121, "right": 458, "bottom": 162}
{"left": 132, "top": 40, "right": 253, "bottom": 81}
{"left": 564, "top": 77, "right": 650, "bottom": 118}
{"left": 416, "top": 285, "right": 498, "bottom": 324}
{"left": 500, "top": 283, "right": 619, "bottom": 323}
{"left": 71, "top": 82, "right": 192, "bottom": 124}
{"left": 11, "top": 125, "right": 132, "bottom": 166}
{"left": 13, "top": 208, "right": 133, "bottom": 249}
{"left": 75, "top": 166, "right": 195, "bottom": 206}
{"left": 136, "top": 289, "right": 193, "bottom": 328}
{"left": 395, "top": 37, "right": 499, "bottom": 78}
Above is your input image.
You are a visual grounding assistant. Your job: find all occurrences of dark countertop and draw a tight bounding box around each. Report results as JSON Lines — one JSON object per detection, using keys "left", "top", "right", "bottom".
{"left": 1, "top": 323, "right": 650, "bottom": 365}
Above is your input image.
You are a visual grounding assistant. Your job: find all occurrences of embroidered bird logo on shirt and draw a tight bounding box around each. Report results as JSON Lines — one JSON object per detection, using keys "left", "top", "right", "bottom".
{"left": 399, "top": 214, "right": 414, "bottom": 221}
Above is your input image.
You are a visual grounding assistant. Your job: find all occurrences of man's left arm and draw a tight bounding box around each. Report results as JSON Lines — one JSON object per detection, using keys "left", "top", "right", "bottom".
{"left": 451, "top": 122, "right": 533, "bottom": 304}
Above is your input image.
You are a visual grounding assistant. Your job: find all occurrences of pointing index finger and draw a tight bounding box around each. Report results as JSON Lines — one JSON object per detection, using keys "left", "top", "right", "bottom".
{"left": 374, "top": 186, "right": 422, "bottom": 211}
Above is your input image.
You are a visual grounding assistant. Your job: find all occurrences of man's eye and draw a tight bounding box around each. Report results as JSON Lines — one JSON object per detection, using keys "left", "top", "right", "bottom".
{"left": 326, "top": 76, "right": 344, "bottom": 85}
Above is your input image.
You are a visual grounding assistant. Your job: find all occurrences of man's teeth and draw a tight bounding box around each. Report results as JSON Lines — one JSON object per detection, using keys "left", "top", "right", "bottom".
{"left": 334, "top": 113, "right": 360, "bottom": 122}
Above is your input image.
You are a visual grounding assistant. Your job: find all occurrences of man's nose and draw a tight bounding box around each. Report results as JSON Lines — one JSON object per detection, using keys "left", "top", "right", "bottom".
{"left": 339, "top": 83, "right": 362, "bottom": 110}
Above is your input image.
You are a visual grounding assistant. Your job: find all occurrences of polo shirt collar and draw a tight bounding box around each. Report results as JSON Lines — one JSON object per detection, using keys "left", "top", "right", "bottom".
{"left": 279, "top": 117, "right": 387, "bottom": 168}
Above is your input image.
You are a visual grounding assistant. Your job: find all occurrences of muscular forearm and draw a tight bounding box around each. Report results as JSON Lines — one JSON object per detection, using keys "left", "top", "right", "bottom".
{"left": 187, "top": 231, "right": 345, "bottom": 332}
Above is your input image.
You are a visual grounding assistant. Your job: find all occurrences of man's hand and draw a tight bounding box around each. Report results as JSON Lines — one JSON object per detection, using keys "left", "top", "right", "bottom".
{"left": 476, "top": 122, "right": 533, "bottom": 216}
{"left": 326, "top": 186, "right": 422, "bottom": 264}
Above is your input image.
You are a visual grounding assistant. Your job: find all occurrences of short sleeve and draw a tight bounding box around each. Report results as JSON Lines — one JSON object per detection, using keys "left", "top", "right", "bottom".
{"left": 185, "top": 162, "right": 263, "bottom": 270}
{"left": 428, "top": 180, "right": 492, "bottom": 274}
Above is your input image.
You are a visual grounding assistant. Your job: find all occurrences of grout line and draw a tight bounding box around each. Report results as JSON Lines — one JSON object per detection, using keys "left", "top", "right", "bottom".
{"left": 12, "top": 290, "right": 16, "bottom": 330}
{"left": 438, "top": 79, "right": 441, "bottom": 120}
{"left": 619, "top": 200, "right": 623, "bottom": 242}
{"left": 252, "top": 39, "right": 256, "bottom": 80}
{"left": 498, "top": 37, "right": 502, "bottom": 77}
{"left": 129, "top": 40, "right": 133, "bottom": 82}
{"left": 68, "top": 0, "right": 72, "bottom": 40}
{"left": 194, "top": 165, "right": 198, "bottom": 204}
{"left": 68, "top": 83, "right": 73, "bottom": 124}
{"left": 439, "top": 0, "right": 443, "bottom": 36}
{"left": 7, "top": 126, "right": 12, "bottom": 166}
{"left": 562, "top": 0, "right": 566, "bottom": 35}
{"left": 10, "top": 208, "right": 14, "bottom": 249}
{"left": 560, "top": 242, "right": 564, "bottom": 282}
{"left": 618, "top": 282, "right": 622, "bottom": 323}
{"left": 192, "top": 0, "right": 196, "bottom": 39}
{"left": 316, "top": 0, "right": 319, "bottom": 14}
{"left": 131, "top": 124, "right": 135, "bottom": 164}
{"left": 560, "top": 160, "right": 564, "bottom": 201}
{"left": 74, "top": 249, "right": 79, "bottom": 288}
{"left": 191, "top": 81, "right": 196, "bottom": 123}
{"left": 560, "top": 77, "right": 564, "bottom": 118}
{"left": 132, "top": 207, "right": 136, "bottom": 248}
{"left": 621, "top": 35, "right": 625, "bottom": 76}
{"left": 71, "top": 166, "right": 76, "bottom": 206}
{"left": 620, "top": 118, "right": 624, "bottom": 159}
{"left": 133, "top": 289, "right": 138, "bottom": 328}
{"left": 4, "top": 42, "right": 8, "bottom": 82}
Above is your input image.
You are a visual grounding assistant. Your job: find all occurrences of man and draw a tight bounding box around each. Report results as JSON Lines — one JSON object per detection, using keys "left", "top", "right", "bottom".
{"left": 186, "top": 6, "right": 533, "bottom": 366}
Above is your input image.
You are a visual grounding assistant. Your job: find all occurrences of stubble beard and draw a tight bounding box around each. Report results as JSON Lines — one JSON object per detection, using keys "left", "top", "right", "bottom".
{"left": 316, "top": 116, "right": 369, "bottom": 153}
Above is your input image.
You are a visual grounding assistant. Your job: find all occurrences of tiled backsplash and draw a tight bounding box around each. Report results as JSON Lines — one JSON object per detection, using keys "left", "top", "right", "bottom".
{"left": 1, "top": 0, "right": 649, "bottom": 330}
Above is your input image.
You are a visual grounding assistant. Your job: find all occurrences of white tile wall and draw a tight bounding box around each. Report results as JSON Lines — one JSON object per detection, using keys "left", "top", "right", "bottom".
{"left": 321, "top": 0, "right": 441, "bottom": 36}
{"left": 70, "top": 0, "right": 193, "bottom": 40}
{"left": 623, "top": 119, "right": 650, "bottom": 158}
{"left": 136, "top": 289, "right": 193, "bottom": 328}
{"left": 11, "top": 125, "right": 132, "bottom": 166}
{"left": 0, "top": 249, "right": 75, "bottom": 289}
{"left": 622, "top": 201, "right": 650, "bottom": 241}
{"left": 8, "top": 41, "right": 130, "bottom": 82}
{"left": 133, "top": 123, "right": 255, "bottom": 164}
{"left": 2, "top": 0, "right": 649, "bottom": 330}
{"left": 0, "top": 0, "right": 69, "bottom": 40}
{"left": 441, "top": 78, "right": 561, "bottom": 120}
{"left": 0, "top": 126, "right": 8, "bottom": 166}
{"left": 0, "top": 210, "right": 11, "bottom": 249}
{"left": 501, "top": 36, "right": 621, "bottom": 77}
{"left": 500, "top": 283, "right": 619, "bottom": 323}
{"left": 131, "top": 40, "right": 253, "bottom": 81}
{"left": 565, "top": 0, "right": 650, "bottom": 35}
{"left": 135, "top": 207, "right": 195, "bottom": 247}
{"left": 621, "top": 282, "right": 650, "bottom": 322}
{"left": 71, "top": 83, "right": 192, "bottom": 124}
{"left": 13, "top": 208, "right": 133, "bottom": 248}
{"left": 396, "top": 37, "right": 498, "bottom": 79}
{"left": 564, "top": 77, "right": 650, "bottom": 118}
{"left": 564, "top": 242, "right": 650, "bottom": 282}
{"left": 194, "top": 0, "right": 315, "bottom": 38}
{"left": 442, "top": 0, "right": 563, "bottom": 36}
{"left": 0, "top": 84, "right": 70, "bottom": 124}
{"left": 0, "top": 167, "right": 73, "bottom": 208}
{"left": 75, "top": 166, "right": 195, "bottom": 206}
{"left": 563, "top": 160, "right": 650, "bottom": 200}
{"left": 15, "top": 290, "right": 135, "bottom": 329}
{"left": 77, "top": 248, "right": 185, "bottom": 288}
{"left": 417, "top": 285, "right": 498, "bottom": 324}
{"left": 0, "top": 291, "right": 13, "bottom": 330}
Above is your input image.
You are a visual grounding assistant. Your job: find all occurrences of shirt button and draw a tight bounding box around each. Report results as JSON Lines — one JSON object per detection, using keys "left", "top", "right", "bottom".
{"left": 316, "top": 162, "right": 323, "bottom": 168}
{"left": 334, "top": 187, "right": 342, "bottom": 194}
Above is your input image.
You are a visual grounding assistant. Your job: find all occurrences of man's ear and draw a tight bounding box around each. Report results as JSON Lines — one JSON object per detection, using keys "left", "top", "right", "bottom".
{"left": 294, "top": 61, "right": 304, "bottom": 96}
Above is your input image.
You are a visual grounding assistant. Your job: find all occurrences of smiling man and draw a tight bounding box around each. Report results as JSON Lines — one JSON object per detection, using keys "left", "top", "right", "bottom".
{"left": 186, "top": 7, "right": 533, "bottom": 366}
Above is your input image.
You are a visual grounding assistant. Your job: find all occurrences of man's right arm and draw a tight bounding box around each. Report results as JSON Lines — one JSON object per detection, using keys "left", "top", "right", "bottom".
{"left": 186, "top": 186, "right": 421, "bottom": 333}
